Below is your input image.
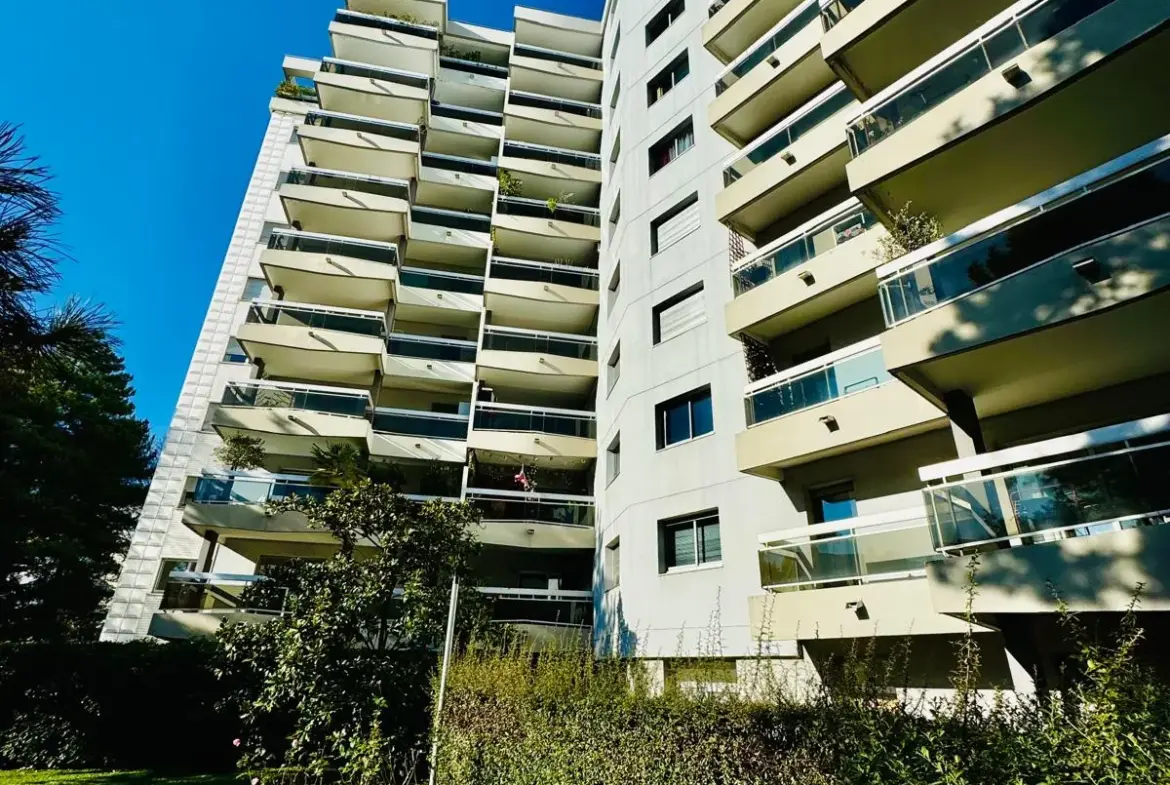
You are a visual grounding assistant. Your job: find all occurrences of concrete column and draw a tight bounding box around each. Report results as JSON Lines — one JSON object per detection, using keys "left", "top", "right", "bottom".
{"left": 944, "top": 390, "right": 1019, "bottom": 539}
{"left": 197, "top": 531, "right": 219, "bottom": 573}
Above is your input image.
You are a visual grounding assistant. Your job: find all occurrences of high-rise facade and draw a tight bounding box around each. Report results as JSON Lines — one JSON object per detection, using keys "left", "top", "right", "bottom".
{"left": 106, "top": 0, "right": 1170, "bottom": 694}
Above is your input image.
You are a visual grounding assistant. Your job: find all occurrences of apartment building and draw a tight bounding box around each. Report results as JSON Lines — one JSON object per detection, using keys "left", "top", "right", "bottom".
{"left": 104, "top": 0, "right": 1170, "bottom": 694}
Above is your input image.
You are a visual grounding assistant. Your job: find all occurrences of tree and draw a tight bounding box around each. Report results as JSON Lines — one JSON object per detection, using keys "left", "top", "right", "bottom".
{"left": 213, "top": 434, "right": 266, "bottom": 471}
{"left": 216, "top": 480, "right": 489, "bottom": 781}
{"left": 309, "top": 441, "right": 366, "bottom": 489}
{"left": 875, "top": 201, "right": 943, "bottom": 263}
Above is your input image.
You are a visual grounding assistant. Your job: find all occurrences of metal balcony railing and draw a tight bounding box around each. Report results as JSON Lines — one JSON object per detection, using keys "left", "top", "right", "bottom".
{"left": 333, "top": 8, "right": 439, "bottom": 39}
{"left": 431, "top": 101, "right": 505, "bottom": 126}
{"left": 399, "top": 266, "right": 485, "bottom": 294}
{"left": 267, "top": 229, "right": 399, "bottom": 267}
{"left": 513, "top": 43, "right": 603, "bottom": 71}
{"left": 421, "top": 151, "right": 498, "bottom": 177}
{"left": 502, "top": 140, "right": 602, "bottom": 171}
{"left": 465, "top": 488, "right": 595, "bottom": 527}
{"left": 386, "top": 333, "right": 478, "bottom": 362}
{"left": 303, "top": 110, "right": 421, "bottom": 143}
{"left": 245, "top": 300, "right": 387, "bottom": 338}
{"left": 412, "top": 205, "right": 493, "bottom": 233}
{"left": 371, "top": 407, "right": 470, "bottom": 439}
{"left": 496, "top": 196, "right": 602, "bottom": 227}
{"left": 440, "top": 56, "right": 510, "bottom": 79}
{"left": 818, "top": 0, "right": 867, "bottom": 31}
{"left": 284, "top": 167, "right": 411, "bottom": 201}
{"left": 481, "top": 325, "right": 598, "bottom": 361}
{"left": 221, "top": 380, "right": 371, "bottom": 417}
{"left": 715, "top": 0, "right": 820, "bottom": 95}
{"left": 509, "top": 90, "right": 603, "bottom": 119}
{"left": 490, "top": 256, "right": 600, "bottom": 291}
{"left": 192, "top": 474, "right": 332, "bottom": 506}
{"left": 320, "top": 56, "right": 433, "bottom": 93}
{"left": 473, "top": 402, "right": 597, "bottom": 439}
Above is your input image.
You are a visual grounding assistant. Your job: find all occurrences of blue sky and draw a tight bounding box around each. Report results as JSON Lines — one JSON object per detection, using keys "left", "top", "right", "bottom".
{"left": 5, "top": 0, "right": 601, "bottom": 436}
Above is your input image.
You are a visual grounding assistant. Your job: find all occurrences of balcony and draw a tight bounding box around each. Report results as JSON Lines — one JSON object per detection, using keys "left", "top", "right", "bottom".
{"left": 726, "top": 199, "right": 886, "bottom": 341}
{"left": 408, "top": 205, "right": 493, "bottom": 264}
{"left": 235, "top": 301, "right": 386, "bottom": 385}
{"left": 345, "top": 0, "right": 447, "bottom": 32}
{"left": 509, "top": 44, "right": 604, "bottom": 104}
{"left": 383, "top": 333, "right": 477, "bottom": 391}
{"left": 493, "top": 196, "right": 601, "bottom": 265}
{"left": 513, "top": 6, "right": 603, "bottom": 59}
{"left": 499, "top": 141, "right": 603, "bottom": 206}
{"left": 704, "top": 0, "right": 808, "bottom": 65}
{"left": 846, "top": 0, "right": 1170, "bottom": 234}
{"left": 211, "top": 380, "right": 371, "bottom": 457}
{"left": 477, "top": 325, "right": 599, "bottom": 397}
{"left": 736, "top": 338, "right": 946, "bottom": 477}
{"left": 149, "top": 572, "right": 282, "bottom": 641}
{"left": 417, "top": 153, "right": 498, "bottom": 214}
{"left": 315, "top": 57, "right": 432, "bottom": 126}
{"left": 329, "top": 10, "right": 440, "bottom": 76}
{"left": 921, "top": 415, "right": 1170, "bottom": 616}
{"left": 260, "top": 230, "right": 399, "bottom": 311}
{"left": 717, "top": 84, "right": 857, "bottom": 238}
{"left": 710, "top": 0, "right": 834, "bottom": 147}
{"left": 279, "top": 168, "right": 410, "bottom": 243}
{"left": 878, "top": 136, "right": 1170, "bottom": 418}
{"left": 484, "top": 257, "right": 600, "bottom": 333}
{"left": 466, "top": 488, "right": 595, "bottom": 549}
{"left": 468, "top": 402, "right": 597, "bottom": 468}
{"left": 427, "top": 102, "right": 504, "bottom": 159}
{"left": 396, "top": 266, "right": 483, "bottom": 327}
{"left": 297, "top": 111, "right": 420, "bottom": 181}
{"left": 482, "top": 586, "right": 592, "bottom": 627}
{"left": 183, "top": 473, "right": 332, "bottom": 542}
{"left": 504, "top": 91, "right": 603, "bottom": 154}
{"left": 368, "top": 407, "right": 468, "bottom": 462}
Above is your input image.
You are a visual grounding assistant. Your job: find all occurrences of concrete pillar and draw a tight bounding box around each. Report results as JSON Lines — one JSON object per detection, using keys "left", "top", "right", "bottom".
{"left": 944, "top": 390, "right": 1019, "bottom": 540}
{"left": 197, "top": 531, "right": 219, "bottom": 573}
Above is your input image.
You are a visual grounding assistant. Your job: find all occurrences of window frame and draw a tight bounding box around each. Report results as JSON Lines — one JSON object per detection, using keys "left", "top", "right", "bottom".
{"left": 650, "top": 192, "right": 699, "bottom": 255}
{"left": 153, "top": 558, "right": 196, "bottom": 591}
{"left": 655, "top": 384, "right": 713, "bottom": 449}
{"left": 604, "top": 537, "right": 621, "bottom": 589}
{"left": 652, "top": 281, "right": 704, "bottom": 345}
{"left": 222, "top": 337, "right": 249, "bottom": 364}
{"left": 606, "top": 342, "right": 621, "bottom": 394}
{"left": 659, "top": 509, "right": 721, "bottom": 573}
{"left": 647, "top": 50, "right": 690, "bottom": 106}
{"left": 606, "top": 433, "right": 621, "bottom": 485}
{"left": 646, "top": 0, "right": 685, "bottom": 46}
{"left": 648, "top": 117, "right": 695, "bottom": 175}
{"left": 241, "top": 277, "right": 269, "bottom": 302}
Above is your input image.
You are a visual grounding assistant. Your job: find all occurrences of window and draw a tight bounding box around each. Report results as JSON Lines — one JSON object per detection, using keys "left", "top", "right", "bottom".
{"left": 660, "top": 510, "right": 721, "bottom": 572}
{"left": 650, "top": 192, "right": 699, "bottom": 254}
{"left": 811, "top": 481, "right": 857, "bottom": 524}
{"left": 610, "top": 25, "right": 621, "bottom": 62}
{"left": 607, "top": 343, "right": 621, "bottom": 393}
{"left": 609, "top": 130, "right": 621, "bottom": 173}
{"left": 607, "top": 434, "right": 621, "bottom": 484}
{"left": 604, "top": 537, "right": 621, "bottom": 589}
{"left": 607, "top": 263, "right": 621, "bottom": 310}
{"left": 652, "top": 282, "right": 705, "bottom": 344}
{"left": 241, "top": 277, "right": 269, "bottom": 301}
{"left": 646, "top": 0, "right": 685, "bottom": 45}
{"left": 649, "top": 118, "right": 694, "bottom": 174}
{"left": 610, "top": 78, "right": 622, "bottom": 110}
{"left": 647, "top": 50, "right": 690, "bottom": 105}
{"left": 655, "top": 385, "right": 713, "bottom": 448}
{"left": 222, "top": 337, "right": 249, "bottom": 364}
{"left": 154, "top": 559, "right": 196, "bottom": 591}
{"left": 608, "top": 193, "right": 622, "bottom": 236}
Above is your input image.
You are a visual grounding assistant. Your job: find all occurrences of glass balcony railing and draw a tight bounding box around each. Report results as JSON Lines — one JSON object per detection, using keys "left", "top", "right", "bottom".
{"left": 467, "top": 489, "right": 595, "bottom": 527}
{"left": 724, "top": 84, "right": 855, "bottom": 185}
{"left": 481, "top": 326, "right": 598, "bottom": 361}
{"left": 431, "top": 101, "right": 505, "bottom": 126}
{"left": 487, "top": 594, "right": 593, "bottom": 626}
{"left": 473, "top": 403, "right": 597, "bottom": 438}
{"left": 745, "top": 341, "right": 890, "bottom": 426}
{"left": 879, "top": 148, "right": 1170, "bottom": 325}
{"left": 758, "top": 509, "right": 939, "bottom": 591}
{"left": 267, "top": 229, "right": 399, "bottom": 267}
{"left": 284, "top": 167, "right": 411, "bottom": 201}
{"left": 333, "top": 9, "right": 440, "bottom": 39}
{"left": 496, "top": 196, "right": 602, "bottom": 227}
{"left": 509, "top": 90, "right": 603, "bottom": 119}
{"left": 192, "top": 474, "right": 332, "bottom": 506}
{"left": 371, "top": 407, "right": 470, "bottom": 439}
{"left": 733, "top": 203, "right": 878, "bottom": 295}
{"left": 818, "top": 0, "right": 867, "bottom": 30}
{"left": 320, "top": 56, "right": 433, "bottom": 93}
{"left": 421, "top": 151, "right": 498, "bottom": 177}
{"left": 513, "top": 43, "right": 604, "bottom": 71}
{"left": 490, "top": 256, "right": 600, "bottom": 291}
{"left": 386, "top": 333, "right": 478, "bottom": 362}
{"left": 221, "top": 381, "right": 370, "bottom": 417}
{"left": 924, "top": 434, "right": 1170, "bottom": 553}
{"left": 715, "top": 0, "right": 820, "bottom": 95}
{"left": 440, "top": 56, "right": 510, "bottom": 79}
{"left": 502, "top": 140, "right": 602, "bottom": 171}
{"left": 304, "top": 110, "right": 421, "bottom": 143}
{"left": 847, "top": 0, "right": 1115, "bottom": 156}
{"left": 399, "top": 266, "right": 485, "bottom": 294}
{"left": 246, "top": 301, "right": 386, "bottom": 337}
{"left": 412, "top": 205, "right": 493, "bottom": 234}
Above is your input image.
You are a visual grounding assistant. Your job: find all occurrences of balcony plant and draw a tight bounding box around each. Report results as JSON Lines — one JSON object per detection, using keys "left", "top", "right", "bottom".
{"left": 274, "top": 79, "right": 317, "bottom": 102}
{"left": 497, "top": 169, "right": 523, "bottom": 198}
{"left": 441, "top": 43, "right": 483, "bottom": 63}
{"left": 875, "top": 201, "right": 942, "bottom": 263}
{"left": 213, "top": 434, "right": 266, "bottom": 472}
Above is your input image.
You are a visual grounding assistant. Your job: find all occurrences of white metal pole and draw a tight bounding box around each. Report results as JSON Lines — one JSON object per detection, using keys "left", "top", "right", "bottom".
{"left": 428, "top": 575, "right": 460, "bottom": 785}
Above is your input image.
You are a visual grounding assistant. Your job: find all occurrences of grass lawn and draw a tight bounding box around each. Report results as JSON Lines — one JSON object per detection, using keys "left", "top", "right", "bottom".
{"left": 0, "top": 773, "right": 243, "bottom": 785}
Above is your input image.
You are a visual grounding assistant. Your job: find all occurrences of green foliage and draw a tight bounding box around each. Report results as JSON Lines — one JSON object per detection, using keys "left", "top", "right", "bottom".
{"left": 0, "top": 772, "right": 245, "bottom": 785}
{"left": 741, "top": 335, "right": 777, "bottom": 383}
{"left": 875, "top": 202, "right": 943, "bottom": 263}
{"left": 274, "top": 80, "right": 317, "bottom": 101}
{"left": 308, "top": 441, "right": 365, "bottom": 490}
{"left": 213, "top": 434, "right": 267, "bottom": 472}
{"left": 496, "top": 170, "right": 523, "bottom": 198}
{"left": 440, "top": 44, "right": 482, "bottom": 63}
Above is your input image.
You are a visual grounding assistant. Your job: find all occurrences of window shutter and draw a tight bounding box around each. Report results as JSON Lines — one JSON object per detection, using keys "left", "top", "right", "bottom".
{"left": 657, "top": 287, "right": 705, "bottom": 342}
{"left": 654, "top": 199, "right": 700, "bottom": 252}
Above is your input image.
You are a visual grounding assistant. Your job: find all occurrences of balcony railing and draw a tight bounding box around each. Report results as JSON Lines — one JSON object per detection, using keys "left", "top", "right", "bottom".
{"left": 276, "top": 80, "right": 319, "bottom": 102}
{"left": 490, "top": 256, "right": 600, "bottom": 291}
{"left": 333, "top": 9, "right": 440, "bottom": 39}
{"left": 509, "top": 90, "right": 603, "bottom": 119}
{"left": 502, "top": 140, "right": 602, "bottom": 171}
{"left": 473, "top": 402, "right": 597, "bottom": 439}
{"left": 724, "top": 84, "right": 854, "bottom": 185}
{"left": 158, "top": 572, "right": 283, "bottom": 614}
{"left": 715, "top": 0, "right": 820, "bottom": 95}
{"left": 221, "top": 380, "right": 371, "bottom": 417}
{"left": 371, "top": 407, "right": 470, "bottom": 439}
{"left": 284, "top": 167, "right": 411, "bottom": 201}
{"left": 303, "top": 109, "right": 421, "bottom": 143}
{"left": 818, "top": 0, "right": 867, "bottom": 30}
{"left": 245, "top": 300, "right": 387, "bottom": 337}
{"left": 923, "top": 417, "right": 1170, "bottom": 553}
{"left": 432, "top": 101, "right": 505, "bottom": 126}
{"left": 878, "top": 141, "right": 1170, "bottom": 326}
{"left": 481, "top": 325, "right": 598, "bottom": 361}
{"left": 399, "top": 266, "right": 485, "bottom": 294}
{"left": 440, "top": 56, "right": 510, "bottom": 79}
{"left": 386, "top": 333, "right": 478, "bottom": 362}
{"left": 466, "top": 488, "right": 595, "bottom": 527}
{"left": 758, "top": 508, "right": 939, "bottom": 591}
{"left": 320, "top": 56, "right": 433, "bottom": 93}
{"left": 192, "top": 474, "right": 332, "bottom": 506}
{"left": 484, "top": 589, "right": 593, "bottom": 626}
{"left": 513, "top": 43, "right": 604, "bottom": 71}
{"left": 421, "top": 151, "right": 498, "bottom": 177}
{"left": 745, "top": 339, "right": 890, "bottom": 426}
{"left": 267, "top": 229, "right": 399, "bottom": 267}
{"left": 412, "top": 205, "right": 493, "bottom": 234}
{"left": 733, "top": 201, "right": 877, "bottom": 295}
{"left": 846, "top": 0, "right": 1115, "bottom": 156}
{"left": 496, "top": 196, "right": 602, "bottom": 227}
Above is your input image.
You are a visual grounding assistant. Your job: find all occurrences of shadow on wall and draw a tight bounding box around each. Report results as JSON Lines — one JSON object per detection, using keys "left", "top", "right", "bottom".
{"left": 593, "top": 589, "right": 638, "bottom": 657}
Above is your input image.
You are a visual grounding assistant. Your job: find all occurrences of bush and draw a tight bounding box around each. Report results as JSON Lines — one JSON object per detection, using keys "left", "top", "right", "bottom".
{"left": 0, "top": 640, "right": 236, "bottom": 771}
